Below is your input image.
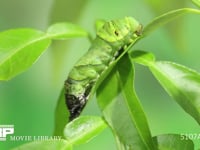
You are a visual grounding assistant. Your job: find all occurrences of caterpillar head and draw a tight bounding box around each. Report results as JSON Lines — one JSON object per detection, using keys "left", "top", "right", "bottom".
{"left": 97, "top": 17, "right": 142, "bottom": 44}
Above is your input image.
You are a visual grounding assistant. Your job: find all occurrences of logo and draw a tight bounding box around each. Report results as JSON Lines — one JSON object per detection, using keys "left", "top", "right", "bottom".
{"left": 0, "top": 125, "right": 62, "bottom": 142}
{"left": 0, "top": 125, "right": 14, "bottom": 141}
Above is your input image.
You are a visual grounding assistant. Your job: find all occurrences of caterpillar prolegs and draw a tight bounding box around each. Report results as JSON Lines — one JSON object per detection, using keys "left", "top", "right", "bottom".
{"left": 65, "top": 17, "right": 142, "bottom": 121}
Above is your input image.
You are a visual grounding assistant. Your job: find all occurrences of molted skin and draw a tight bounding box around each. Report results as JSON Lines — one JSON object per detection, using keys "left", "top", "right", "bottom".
{"left": 65, "top": 17, "right": 142, "bottom": 121}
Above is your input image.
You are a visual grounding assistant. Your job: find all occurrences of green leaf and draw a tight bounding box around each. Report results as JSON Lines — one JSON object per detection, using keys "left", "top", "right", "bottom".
{"left": 12, "top": 139, "right": 72, "bottom": 150}
{"left": 47, "top": 23, "right": 88, "bottom": 40}
{"left": 0, "top": 22, "right": 88, "bottom": 81}
{"left": 97, "top": 54, "right": 156, "bottom": 150}
{"left": 0, "top": 29, "right": 51, "bottom": 80}
{"left": 54, "top": 87, "right": 70, "bottom": 137}
{"left": 130, "top": 50, "right": 200, "bottom": 125}
{"left": 143, "top": 8, "right": 200, "bottom": 37}
{"left": 150, "top": 61, "right": 200, "bottom": 124}
{"left": 128, "top": 50, "right": 155, "bottom": 66}
{"left": 192, "top": 0, "right": 200, "bottom": 8}
{"left": 153, "top": 134, "right": 194, "bottom": 150}
{"left": 64, "top": 116, "right": 107, "bottom": 145}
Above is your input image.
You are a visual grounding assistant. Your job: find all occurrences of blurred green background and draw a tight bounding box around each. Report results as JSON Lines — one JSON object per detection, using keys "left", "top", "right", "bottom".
{"left": 0, "top": 0, "right": 200, "bottom": 149}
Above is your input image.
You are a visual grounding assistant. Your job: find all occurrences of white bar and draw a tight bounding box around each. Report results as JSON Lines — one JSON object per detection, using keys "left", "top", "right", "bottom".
{"left": 0, "top": 138, "right": 6, "bottom": 141}
{"left": 0, "top": 125, "right": 14, "bottom": 128}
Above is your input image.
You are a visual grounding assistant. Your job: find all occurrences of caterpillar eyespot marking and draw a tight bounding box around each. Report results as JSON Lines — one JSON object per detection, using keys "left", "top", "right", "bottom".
{"left": 114, "top": 31, "right": 119, "bottom": 36}
{"left": 65, "top": 17, "right": 142, "bottom": 121}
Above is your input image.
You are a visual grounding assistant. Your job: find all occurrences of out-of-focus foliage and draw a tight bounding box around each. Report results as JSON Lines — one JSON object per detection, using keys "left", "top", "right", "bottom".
{"left": 143, "top": 0, "right": 187, "bottom": 51}
{"left": 12, "top": 140, "right": 72, "bottom": 150}
{"left": 49, "top": 0, "right": 89, "bottom": 84}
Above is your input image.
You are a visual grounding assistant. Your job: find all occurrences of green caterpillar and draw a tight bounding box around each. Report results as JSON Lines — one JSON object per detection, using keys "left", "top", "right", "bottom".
{"left": 65, "top": 17, "right": 142, "bottom": 121}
